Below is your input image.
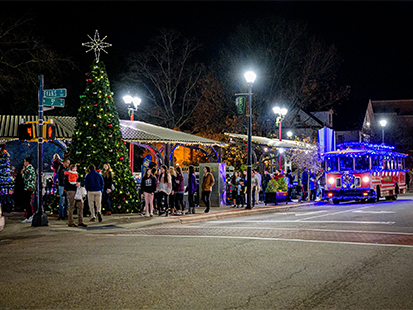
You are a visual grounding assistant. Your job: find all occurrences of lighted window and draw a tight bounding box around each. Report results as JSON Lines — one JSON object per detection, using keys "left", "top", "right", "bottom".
{"left": 326, "top": 157, "right": 338, "bottom": 171}
{"left": 355, "top": 156, "right": 369, "bottom": 170}
{"left": 340, "top": 157, "right": 353, "bottom": 171}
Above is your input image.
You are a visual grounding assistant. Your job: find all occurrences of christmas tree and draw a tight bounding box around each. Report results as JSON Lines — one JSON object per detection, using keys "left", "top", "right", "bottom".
{"left": 66, "top": 60, "right": 140, "bottom": 213}
{"left": 0, "top": 146, "right": 14, "bottom": 200}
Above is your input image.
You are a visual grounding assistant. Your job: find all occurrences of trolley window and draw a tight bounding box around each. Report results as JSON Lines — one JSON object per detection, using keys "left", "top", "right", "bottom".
{"left": 339, "top": 157, "right": 353, "bottom": 171}
{"left": 355, "top": 156, "right": 369, "bottom": 170}
{"left": 326, "top": 157, "right": 339, "bottom": 172}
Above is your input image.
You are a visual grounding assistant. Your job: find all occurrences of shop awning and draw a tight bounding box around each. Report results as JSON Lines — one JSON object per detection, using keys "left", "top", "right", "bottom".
{"left": 225, "top": 133, "right": 317, "bottom": 151}
{"left": 0, "top": 115, "right": 226, "bottom": 147}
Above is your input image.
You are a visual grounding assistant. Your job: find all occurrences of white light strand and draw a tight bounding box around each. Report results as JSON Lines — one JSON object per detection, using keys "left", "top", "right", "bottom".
{"left": 82, "top": 30, "right": 112, "bottom": 63}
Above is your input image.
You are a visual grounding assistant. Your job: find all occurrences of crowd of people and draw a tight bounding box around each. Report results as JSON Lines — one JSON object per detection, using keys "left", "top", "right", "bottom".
{"left": 16, "top": 153, "right": 413, "bottom": 225}
{"left": 141, "top": 165, "right": 214, "bottom": 217}
{"left": 228, "top": 167, "right": 328, "bottom": 208}
{"left": 21, "top": 154, "right": 114, "bottom": 227}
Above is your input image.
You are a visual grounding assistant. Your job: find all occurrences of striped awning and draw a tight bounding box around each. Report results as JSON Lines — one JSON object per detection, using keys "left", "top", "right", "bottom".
{"left": 0, "top": 115, "right": 75, "bottom": 144}
{"left": 225, "top": 133, "right": 317, "bottom": 151}
{"left": 0, "top": 115, "right": 225, "bottom": 147}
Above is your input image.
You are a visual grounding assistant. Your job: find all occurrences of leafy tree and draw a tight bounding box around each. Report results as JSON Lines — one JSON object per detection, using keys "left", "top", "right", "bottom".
{"left": 121, "top": 29, "right": 205, "bottom": 129}
{"left": 66, "top": 61, "right": 139, "bottom": 213}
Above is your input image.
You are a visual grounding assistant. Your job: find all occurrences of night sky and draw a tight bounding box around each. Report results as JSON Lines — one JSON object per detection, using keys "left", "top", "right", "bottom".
{"left": 4, "top": 1, "right": 413, "bottom": 106}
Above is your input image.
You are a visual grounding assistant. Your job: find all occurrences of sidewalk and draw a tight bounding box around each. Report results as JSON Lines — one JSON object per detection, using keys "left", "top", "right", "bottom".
{"left": 1, "top": 200, "right": 318, "bottom": 236}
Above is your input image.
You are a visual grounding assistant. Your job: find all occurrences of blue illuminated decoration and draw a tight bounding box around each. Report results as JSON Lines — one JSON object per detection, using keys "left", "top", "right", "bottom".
{"left": 323, "top": 142, "right": 407, "bottom": 174}
{"left": 341, "top": 173, "right": 355, "bottom": 189}
{"left": 338, "top": 142, "right": 395, "bottom": 151}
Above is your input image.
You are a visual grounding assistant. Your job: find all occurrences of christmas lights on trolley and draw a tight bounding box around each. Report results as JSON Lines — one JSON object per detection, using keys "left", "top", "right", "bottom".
{"left": 322, "top": 142, "right": 408, "bottom": 204}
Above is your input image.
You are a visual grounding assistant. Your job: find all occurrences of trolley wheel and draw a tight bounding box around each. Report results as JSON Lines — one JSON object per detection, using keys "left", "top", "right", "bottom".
{"left": 333, "top": 199, "right": 340, "bottom": 205}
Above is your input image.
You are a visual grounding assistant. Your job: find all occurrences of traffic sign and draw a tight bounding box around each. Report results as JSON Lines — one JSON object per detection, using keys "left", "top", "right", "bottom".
{"left": 42, "top": 97, "right": 65, "bottom": 107}
{"left": 43, "top": 88, "right": 67, "bottom": 98}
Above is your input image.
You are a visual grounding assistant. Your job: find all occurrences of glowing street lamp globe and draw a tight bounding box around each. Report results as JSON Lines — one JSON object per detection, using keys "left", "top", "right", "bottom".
{"left": 244, "top": 71, "right": 256, "bottom": 84}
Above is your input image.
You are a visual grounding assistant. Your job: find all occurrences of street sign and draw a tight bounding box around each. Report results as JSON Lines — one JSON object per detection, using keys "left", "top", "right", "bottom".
{"left": 42, "top": 97, "right": 65, "bottom": 107}
{"left": 43, "top": 88, "right": 67, "bottom": 98}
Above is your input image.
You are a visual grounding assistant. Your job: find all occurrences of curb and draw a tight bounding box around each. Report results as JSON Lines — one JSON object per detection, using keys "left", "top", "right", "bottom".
{"left": 176, "top": 202, "right": 315, "bottom": 224}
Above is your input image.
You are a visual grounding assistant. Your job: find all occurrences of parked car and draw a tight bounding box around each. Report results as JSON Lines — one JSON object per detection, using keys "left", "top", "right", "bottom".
{"left": 0, "top": 203, "right": 4, "bottom": 232}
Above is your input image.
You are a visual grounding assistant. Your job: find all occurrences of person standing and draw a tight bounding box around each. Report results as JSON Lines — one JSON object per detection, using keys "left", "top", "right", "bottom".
{"left": 301, "top": 168, "right": 309, "bottom": 200}
{"left": 201, "top": 166, "right": 215, "bottom": 213}
{"left": 169, "top": 167, "right": 177, "bottom": 214}
{"left": 141, "top": 169, "right": 157, "bottom": 217}
{"left": 57, "top": 158, "right": 70, "bottom": 220}
{"left": 251, "top": 170, "right": 260, "bottom": 207}
{"left": 21, "top": 157, "right": 36, "bottom": 223}
{"left": 84, "top": 164, "right": 104, "bottom": 222}
{"left": 102, "top": 163, "right": 114, "bottom": 216}
{"left": 186, "top": 165, "right": 198, "bottom": 214}
{"left": 231, "top": 171, "right": 241, "bottom": 208}
{"left": 174, "top": 166, "right": 185, "bottom": 215}
{"left": 262, "top": 170, "right": 271, "bottom": 203}
{"left": 65, "top": 164, "right": 87, "bottom": 227}
{"left": 156, "top": 165, "right": 172, "bottom": 217}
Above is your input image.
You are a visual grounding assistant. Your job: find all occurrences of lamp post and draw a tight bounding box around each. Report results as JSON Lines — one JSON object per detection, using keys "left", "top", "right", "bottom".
{"left": 379, "top": 119, "right": 387, "bottom": 144}
{"left": 273, "top": 106, "right": 288, "bottom": 170}
{"left": 244, "top": 71, "right": 256, "bottom": 209}
{"left": 123, "top": 94, "right": 141, "bottom": 172}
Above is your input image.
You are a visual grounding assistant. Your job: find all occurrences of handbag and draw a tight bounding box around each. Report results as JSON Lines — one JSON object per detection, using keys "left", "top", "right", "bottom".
{"left": 75, "top": 186, "right": 86, "bottom": 200}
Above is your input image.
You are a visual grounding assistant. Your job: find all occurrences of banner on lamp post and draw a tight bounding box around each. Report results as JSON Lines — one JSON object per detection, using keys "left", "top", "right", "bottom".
{"left": 235, "top": 96, "right": 246, "bottom": 115}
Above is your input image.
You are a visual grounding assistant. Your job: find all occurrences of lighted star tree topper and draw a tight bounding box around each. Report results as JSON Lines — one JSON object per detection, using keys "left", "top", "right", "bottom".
{"left": 82, "top": 29, "right": 112, "bottom": 63}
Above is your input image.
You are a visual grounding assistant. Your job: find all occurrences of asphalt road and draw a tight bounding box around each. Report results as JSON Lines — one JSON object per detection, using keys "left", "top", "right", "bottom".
{"left": 1, "top": 195, "right": 413, "bottom": 309}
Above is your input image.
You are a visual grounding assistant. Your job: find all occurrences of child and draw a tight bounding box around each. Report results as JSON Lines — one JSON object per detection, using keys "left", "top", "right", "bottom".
{"left": 64, "top": 164, "right": 78, "bottom": 185}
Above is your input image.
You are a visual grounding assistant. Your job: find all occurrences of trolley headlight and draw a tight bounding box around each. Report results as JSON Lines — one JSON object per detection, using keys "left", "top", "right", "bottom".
{"left": 328, "top": 177, "right": 335, "bottom": 184}
{"left": 362, "top": 176, "right": 370, "bottom": 183}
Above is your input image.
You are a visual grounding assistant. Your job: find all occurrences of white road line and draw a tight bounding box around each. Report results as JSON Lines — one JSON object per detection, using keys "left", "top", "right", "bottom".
{"left": 180, "top": 225, "right": 413, "bottom": 235}
{"left": 295, "top": 211, "right": 328, "bottom": 216}
{"left": 112, "top": 234, "right": 413, "bottom": 248}
{"left": 207, "top": 220, "right": 395, "bottom": 225}
{"left": 295, "top": 205, "right": 373, "bottom": 221}
{"left": 352, "top": 210, "right": 395, "bottom": 214}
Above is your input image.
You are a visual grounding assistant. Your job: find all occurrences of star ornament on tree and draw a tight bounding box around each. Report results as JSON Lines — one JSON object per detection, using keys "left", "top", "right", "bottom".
{"left": 82, "top": 30, "right": 112, "bottom": 63}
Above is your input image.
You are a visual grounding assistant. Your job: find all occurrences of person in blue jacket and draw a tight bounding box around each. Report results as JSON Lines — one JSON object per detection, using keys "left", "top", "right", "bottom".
{"left": 84, "top": 164, "right": 104, "bottom": 222}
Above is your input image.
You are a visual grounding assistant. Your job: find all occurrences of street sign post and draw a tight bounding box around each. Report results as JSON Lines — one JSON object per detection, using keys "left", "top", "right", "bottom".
{"left": 42, "top": 97, "right": 65, "bottom": 107}
{"left": 43, "top": 88, "right": 67, "bottom": 98}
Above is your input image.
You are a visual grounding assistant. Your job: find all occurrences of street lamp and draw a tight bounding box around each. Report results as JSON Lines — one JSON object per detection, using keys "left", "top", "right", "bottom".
{"left": 273, "top": 105, "right": 288, "bottom": 170}
{"left": 123, "top": 94, "right": 141, "bottom": 172}
{"left": 287, "top": 131, "right": 293, "bottom": 139}
{"left": 244, "top": 70, "right": 256, "bottom": 209}
{"left": 379, "top": 119, "right": 387, "bottom": 144}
